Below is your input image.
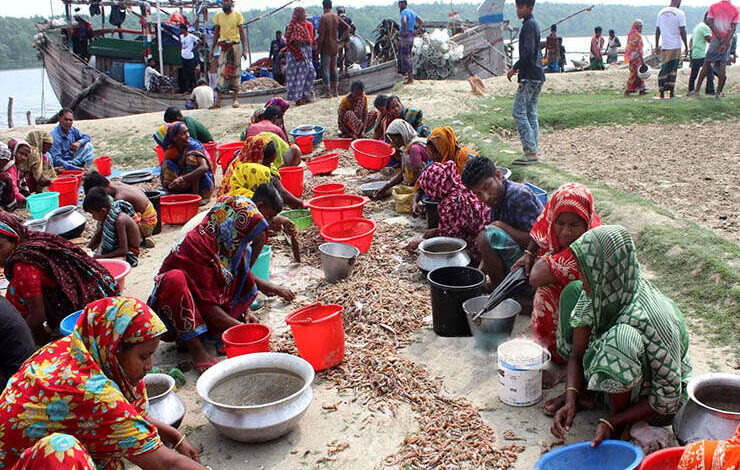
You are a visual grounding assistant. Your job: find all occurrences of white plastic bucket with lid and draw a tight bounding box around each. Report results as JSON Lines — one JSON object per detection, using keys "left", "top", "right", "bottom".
{"left": 497, "top": 338, "right": 551, "bottom": 407}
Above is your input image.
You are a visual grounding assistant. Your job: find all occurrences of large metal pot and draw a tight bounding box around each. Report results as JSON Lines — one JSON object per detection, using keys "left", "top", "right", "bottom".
{"left": 319, "top": 242, "right": 359, "bottom": 283}
{"left": 44, "top": 205, "right": 86, "bottom": 239}
{"left": 347, "top": 34, "right": 370, "bottom": 64}
{"left": 463, "top": 297, "right": 521, "bottom": 351}
{"left": 144, "top": 373, "right": 186, "bottom": 429}
{"left": 196, "top": 352, "right": 314, "bottom": 443}
{"left": 673, "top": 373, "right": 740, "bottom": 444}
{"left": 416, "top": 237, "right": 471, "bottom": 274}
{"left": 23, "top": 218, "right": 47, "bottom": 233}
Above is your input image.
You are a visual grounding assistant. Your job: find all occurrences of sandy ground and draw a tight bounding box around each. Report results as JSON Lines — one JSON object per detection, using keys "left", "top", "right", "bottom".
{"left": 538, "top": 121, "right": 740, "bottom": 242}
{"left": 1, "top": 66, "right": 738, "bottom": 469}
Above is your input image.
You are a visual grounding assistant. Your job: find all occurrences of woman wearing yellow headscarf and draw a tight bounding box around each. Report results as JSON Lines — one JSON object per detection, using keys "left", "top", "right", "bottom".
{"left": 426, "top": 126, "right": 479, "bottom": 175}
{"left": 14, "top": 131, "right": 57, "bottom": 192}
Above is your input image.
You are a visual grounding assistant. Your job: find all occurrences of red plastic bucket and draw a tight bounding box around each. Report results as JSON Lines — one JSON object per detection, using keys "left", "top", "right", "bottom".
{"left": 323, "top": 138, "right": 353, "bottom": 150}
{"left": 160, "top": 194, "right": 201, "bottom": 225}
{"left": 639, "top": 447, "right": 685, "bottom": 470}
{"left": 285, "top": 303, "right": 344, "bottom": 371}
{"left": 320, "top": 218, "right": 377, "bottom": 253}
{"left": 306, "top": 153, "right": 339, "bottom": 175}
{"left": 97, "top": 258, "right": 131, "bottom": 291}
{"left": 351, "top": 139, "right": 394, "bottom": 170}
{"left": 296, "top": 135, "right": 313, "bottom": 155}
{"left": 154, "top": 145, "right": 165, "bottom": 164}
{"left": 278, "top": 166, "right": 305, "bottom": 198}
{"left": 94, "top": 156, "right": 112, "bottom": 176}
{"left": 203, "top": 141, "right": 218, "bottom": 173}
{"left": 306, "top": 194, "right": 369, "bottom": 228}
{"left": 313, "top": 183, "right": 345, "bottom": 197}
{"left": 49, "top": 177, "right": 79, "bottom": 207}
{"left": 221, "top": 324, "right": 271, "bottom": 358}
{"left": 217, "top": 142, "right": 243, "bottom": 173}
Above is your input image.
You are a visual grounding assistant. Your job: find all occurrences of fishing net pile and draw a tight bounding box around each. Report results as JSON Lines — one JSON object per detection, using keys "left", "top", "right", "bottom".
{"left": 412, "top": 29, "right": 464, "bottom": 79}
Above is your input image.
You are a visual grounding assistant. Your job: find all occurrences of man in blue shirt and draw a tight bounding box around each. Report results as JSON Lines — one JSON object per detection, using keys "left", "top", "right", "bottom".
{"left": 507, "top": 0, "right": 545, "bottom": 165}
{"left": 398, "top": 0, "right": 423, "bottom": 84}
{"left": 461, "top": 157, "right": 544, "bottom": 286}
{"left": 49, "top": 108, "right": 95, "bottom": 171}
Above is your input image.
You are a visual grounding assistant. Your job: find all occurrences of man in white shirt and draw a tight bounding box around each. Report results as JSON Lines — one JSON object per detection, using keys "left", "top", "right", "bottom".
{"left": 655, "top": 0, "right": 688, "bottom": 98}
{"left": 191, "top": 79, "right": 214, "bottom": 109}
{"left": 180, "top": 24, "right": 200, "bottom": 93}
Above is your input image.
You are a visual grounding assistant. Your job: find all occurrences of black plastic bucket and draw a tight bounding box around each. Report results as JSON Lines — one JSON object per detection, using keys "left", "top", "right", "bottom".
{"left": 424, "top": 200, "right": 440, "bottom": 229}
{"left": 145, "top": 190, "right": 165, "bottom": 235}
{"left": 427, "top": 266, "right": 486, "bottom": 337}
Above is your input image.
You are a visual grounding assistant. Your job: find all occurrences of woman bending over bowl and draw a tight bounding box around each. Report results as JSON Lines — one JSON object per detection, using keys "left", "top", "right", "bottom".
{"left": 149, "top": 192, "right": 295, "bottom": 373}
{"left": 0, "top": 297, "right": 207, "bottom": 470}
{"left": 550, "top": 225, "right": 691, "bottom": 447}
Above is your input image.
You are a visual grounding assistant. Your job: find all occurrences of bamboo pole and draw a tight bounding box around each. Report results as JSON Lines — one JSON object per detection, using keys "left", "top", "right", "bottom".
{"left": 27, "top": 111, "right": 32, "bottom": 126}
{"left": 7, "top": 97, "right": 14, "bottom": 128}
{"left": 156, "top": 0, "right": 164, "bottom": 74}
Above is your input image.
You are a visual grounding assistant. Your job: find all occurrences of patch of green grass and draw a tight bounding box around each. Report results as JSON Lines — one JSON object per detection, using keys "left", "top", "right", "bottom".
{"left": 638, "top": 223, "right": 740, "bottom": 356}
{"left": 459, "top": 92, "right": 740, "bottom": 134}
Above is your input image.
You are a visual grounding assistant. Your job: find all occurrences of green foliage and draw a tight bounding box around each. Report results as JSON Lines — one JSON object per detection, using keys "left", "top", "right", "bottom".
{"left": 0, "top": 2, "right": 713, "bottom": 70}
{"left": 460, "top": 92, "right": 740, "bottom": 134}
{"left": 0, "top": 16, "right": 45, "bottom": 69}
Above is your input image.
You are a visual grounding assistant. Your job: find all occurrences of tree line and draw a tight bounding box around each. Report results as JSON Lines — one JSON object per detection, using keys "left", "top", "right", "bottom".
{"left": 0, "top": 3, "right": 712, "bottom": 70}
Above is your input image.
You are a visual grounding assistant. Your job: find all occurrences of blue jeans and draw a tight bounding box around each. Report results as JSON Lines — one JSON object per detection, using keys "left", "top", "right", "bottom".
{"left": 546, "top": 63, "right": 560, "bottom": 73}
{"left": 512, "top": 79, "right": 542, "bottom": 156}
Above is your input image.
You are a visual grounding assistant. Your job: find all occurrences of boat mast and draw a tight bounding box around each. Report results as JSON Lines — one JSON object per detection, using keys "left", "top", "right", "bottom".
{"left": 156, "top": 0, "right": 164, "bottom": 74}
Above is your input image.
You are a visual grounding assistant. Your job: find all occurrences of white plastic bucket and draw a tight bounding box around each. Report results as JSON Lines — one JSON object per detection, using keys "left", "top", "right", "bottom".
{"left": 497, "top": 338, "right": 551, "bottom": 407}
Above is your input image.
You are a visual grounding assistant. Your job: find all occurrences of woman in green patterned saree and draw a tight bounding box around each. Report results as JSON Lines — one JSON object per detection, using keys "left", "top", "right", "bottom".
{"left": 549, "top": 225, "right": 692, "bottom": 447}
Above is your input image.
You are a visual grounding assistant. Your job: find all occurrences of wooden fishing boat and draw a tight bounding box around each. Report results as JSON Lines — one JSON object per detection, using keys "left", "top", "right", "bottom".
{"left": 34, "top": 24, "right": 401, "bottom": 121}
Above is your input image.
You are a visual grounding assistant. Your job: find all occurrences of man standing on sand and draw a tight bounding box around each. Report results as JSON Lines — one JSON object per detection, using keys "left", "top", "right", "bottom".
{"left": 210, "top": 0, "right": 247, "bottom": 108}
{"left": 398, "top": 0, "right": 423, "bottom": 84}
{"left": 655, "top": 0, "right": 687, "bottom": 99}
{"left": 606, "top": 29, "right": 621, "bottom": 64}
{"left": 688, "top": 12, "right": 716, "bottom": 95}
{"left": 507, "top": 0, "right": 545, "bottom": 166}
{"left": 179, "top": 24, "right": 199, "bottom": 93}
{"left": 693, "top": 0, "right": 738, "bottom": 97}
{"left": 318, "top": 0, "right": 348, "bottom": 98}
{"left": 337, "top": 6, "right": 354, "bottom": 72}
{"left": 542, "top": 24, "right": 560, "bottom": 73}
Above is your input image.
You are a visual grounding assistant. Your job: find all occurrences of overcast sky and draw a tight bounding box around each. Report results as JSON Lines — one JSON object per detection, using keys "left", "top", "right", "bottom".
{"left": 5, "top": 0, "right": 722, "bottom": 18}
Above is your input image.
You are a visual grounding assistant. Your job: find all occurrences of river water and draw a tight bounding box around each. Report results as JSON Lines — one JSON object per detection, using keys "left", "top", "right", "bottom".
{"left": 0, "top": 68, "right": 60, "bottom": 130}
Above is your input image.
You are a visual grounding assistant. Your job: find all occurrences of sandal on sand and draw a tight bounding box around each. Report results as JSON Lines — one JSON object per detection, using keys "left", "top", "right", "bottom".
{"left": 192, "top": 358, "right": 218, "bottom": 374}
{"left": 232, "top": 102, "right": 240, "bottom": 108}
{"left": 513, "top": 156, "right": 539, "bottom": 165}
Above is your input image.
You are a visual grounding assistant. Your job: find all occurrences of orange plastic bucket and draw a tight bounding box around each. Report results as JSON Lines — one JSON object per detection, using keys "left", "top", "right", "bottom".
{"left": 49, "top": 177, "right": 79, "bottom": 207}
{"left": 285, "top": 303, "right": 344, "bottom": 371}
{"left": 278, "top": 166, "right": 305, "bottom": 198}
{"left": 222, "top": 324, "right": 271, "bottom": 358}
{"left": 94, "top": 156, "right": 112, "bottom": 176}
{"left": 296, "top": 135, "right": 313, "bottom": 155}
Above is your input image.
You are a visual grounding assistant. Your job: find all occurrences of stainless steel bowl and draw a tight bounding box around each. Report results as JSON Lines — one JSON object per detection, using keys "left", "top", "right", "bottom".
{"left": 319, "top": 242, "right": 360, "bottom": 283}
{"left": 44, "top": 205, "right": 86, "bottom": 239}
{"left": 416, "top": 237, "right": 471, "bottom": 273}
{"left": 144, "top": 373, "right": 186, "bottom": 429}
{"left": 359, "top": 181, "right": 388, "bottom": 197}
{"left": 196, "top": 352, "right": 314, "bottom": 443}
{"left": 673, "top": 373, "right": 740, "bottom": 444}
{"left": 463, "top": 297, "right": 521, "bottom": 351}
{"left": 23, "top": 218, "right": 48, "bottom": 233}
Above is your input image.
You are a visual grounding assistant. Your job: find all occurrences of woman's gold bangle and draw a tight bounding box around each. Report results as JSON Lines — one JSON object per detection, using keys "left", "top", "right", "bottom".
{"left": 524, "top": 249, "right": 536, "bottom": 257}
{"left": 565, "top": 386, "right": 580, "bottom": 395}
{"left": 173, "top": 434, "right": 186, "bottom": 450}
{"left": 598, "top": 418, "right": 615, "bottom": 432}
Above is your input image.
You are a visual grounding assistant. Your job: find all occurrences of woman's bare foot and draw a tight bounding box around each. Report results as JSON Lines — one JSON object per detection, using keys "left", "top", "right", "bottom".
{"left": 543, "top": 363, "right": 567, "bottom": 389}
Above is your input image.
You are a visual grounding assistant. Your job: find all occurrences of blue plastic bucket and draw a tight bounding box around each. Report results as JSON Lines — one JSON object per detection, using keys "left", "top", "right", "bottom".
{"left": 525, "top": 182, "right": 548, "bottom": 207}
{"left": 534, "top": 440, "right": 643, "bottom": 470}
{"left": 123, "top": 63, "right": 146, "bottom": 89}
{"left": 27, "top": 192, "right": 59, "bottom": 219}
{"left": 252, "top": 245, "right": 272, "bottom": 281}
{"left": 59, "top": 309, "right": 83, "bottom": 336}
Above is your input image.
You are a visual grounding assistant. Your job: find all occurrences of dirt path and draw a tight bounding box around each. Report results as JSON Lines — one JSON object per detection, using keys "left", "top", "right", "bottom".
{"left": 537, "top": 121, "right": 740, "bottom": 242}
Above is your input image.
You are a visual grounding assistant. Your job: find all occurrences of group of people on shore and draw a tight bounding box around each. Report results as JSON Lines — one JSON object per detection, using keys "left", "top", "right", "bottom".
{"left": 0, "top": 81, "right": 730, "bottom": 467}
